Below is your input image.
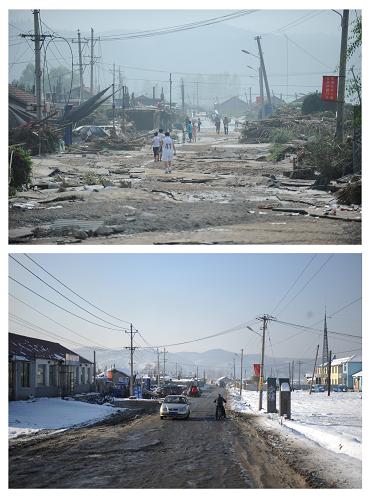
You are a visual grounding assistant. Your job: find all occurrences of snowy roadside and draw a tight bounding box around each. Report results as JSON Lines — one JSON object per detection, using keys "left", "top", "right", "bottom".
{"left": 9, "top": 397, "right": 125, "bottom": 439}
{"left": 227, "top": 387, "right": 362, "bottom": 487}
{"left": 228, "top": 387, "right": 362, "bottom": 461}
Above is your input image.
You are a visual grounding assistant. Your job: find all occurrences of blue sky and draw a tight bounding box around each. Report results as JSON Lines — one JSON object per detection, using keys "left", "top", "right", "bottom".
{"left": 8, "top": 253, "right": 362, "bottom": 361}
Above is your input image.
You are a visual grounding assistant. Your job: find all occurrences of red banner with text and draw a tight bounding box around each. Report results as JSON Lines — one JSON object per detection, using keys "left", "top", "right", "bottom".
{"left": 253, "top": 364, "right": 261, "bottom": 377}
{"left": 321, "top": 76, "right": 338, "bottom": 101}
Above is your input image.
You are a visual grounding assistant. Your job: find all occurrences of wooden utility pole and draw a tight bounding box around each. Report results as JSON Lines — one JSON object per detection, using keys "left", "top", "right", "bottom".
{"left": 309, "top": 344, "right": 320, "bottom": 395}
{"left": 240, "top": 348, "right": 244, "bottom": 396}
{"left": 125, "top": 323, "right": 138, "bottom": 396}
{"left": 335, "top": 10, "right": 349, "bottom": 143}
{"left": 93, "top": 350, "right": 96, "bottom": 391}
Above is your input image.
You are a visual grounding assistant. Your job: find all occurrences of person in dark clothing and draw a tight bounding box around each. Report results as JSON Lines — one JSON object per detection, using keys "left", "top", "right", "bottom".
{"left": 214, "top": 394, "right": 226, "bottom": 417}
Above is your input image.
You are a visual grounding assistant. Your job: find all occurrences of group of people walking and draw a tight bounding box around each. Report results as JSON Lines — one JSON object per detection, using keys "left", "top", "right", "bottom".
{"left": 185, "top": 117, "right": 201, "bottom": 143}
{"left": 152, "top": 128, "right": 176, "bottom": 174}
{"left": 214, "top": 115, "right": 230, "bottom": 135}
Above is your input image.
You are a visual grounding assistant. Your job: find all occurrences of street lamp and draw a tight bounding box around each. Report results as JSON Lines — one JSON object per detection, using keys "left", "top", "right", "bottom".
{"left": 241, "top": 49, "right": 259, "bottom": 59}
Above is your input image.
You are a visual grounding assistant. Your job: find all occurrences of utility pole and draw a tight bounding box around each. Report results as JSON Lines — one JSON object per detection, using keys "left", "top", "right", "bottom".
{"left": 249, "top": 87, "right": 252, "bottom": 106}
{"left": 112, "top": 63, "right": 116, "bottom": 130}
{"left": 258, "top": 66, "right": 265, "bottom": 119}
{"left": 298, "top": 360, "right": 303, "bottom": 390}
{"left": 93, "top": 350, "right": 96, "bottom": 391}
{"left": 169, "top": 73, "right": 172, "bottom": 110}
{"left": 196, "top": 366, "right": 199, "bottom": 381}
{"left": 240, "top": 349, "right": 244, "bottom": 397}
{"left": 258, "top": 314, "right": 274, "bottom": 411}
{"left": 309, "top": 344, "right": 320, "bottom": 395}
{"left": 157, "top": 348, "right": 160, "bottom": 387}
{"left": 122, "top": 85, "right": 127, "bottom": 133}
{"left": 90, "top": 28, "right": 94, "bottom": 94}
{"left": 327, "top": 350, "right": 332, "bottom": 396}
{"left": 175, "top": 362, "right": 178, "bottom": 378}
{"left": 77, "top": 30, "right": 84, "bottom": 104}
{"left": 181, "top": 78, "right": 185, "bottom": 115}
{"left": 233, "top": 358, "right": 236, "bottom": 382}
{"left": 163, "top": 348, "right": 167, "bottom": 385}
{"left": 255, "top": 36, "right": 272, "bottom": 109}
{"left": 336, "top": 10, "right": 349, "bottom": 143}
{"left": 291, "top": 360, "right": 295, "bottom": 391}
{"left": 196, "top": 81, "right": 199, "bottom": 111}
{"left": 125, "top": 323, "right": 138, "bottom": 396}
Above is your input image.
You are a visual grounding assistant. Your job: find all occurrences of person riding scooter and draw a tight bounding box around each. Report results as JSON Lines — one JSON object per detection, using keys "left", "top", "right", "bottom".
{"left": 214, "top": 394, "right": 226, "bottom": 418}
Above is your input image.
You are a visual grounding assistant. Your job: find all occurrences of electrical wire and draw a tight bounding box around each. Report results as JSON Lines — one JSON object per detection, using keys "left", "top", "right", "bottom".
{"left": 24, "top": 254, "right": 132, "bottom": 325}
{"left": 272, "top": 319, "right": 362, "bottom": 339}
{"left": 10, "top": 255, "right": 127, "bottom": 330}
{"left": 9, "top": 275, "right": 123, "bottom": 332}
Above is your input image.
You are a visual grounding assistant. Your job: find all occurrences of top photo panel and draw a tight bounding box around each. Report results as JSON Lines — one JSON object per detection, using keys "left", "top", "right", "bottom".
{"left": 8, "top": 9, "right": 362, "bottom": 245}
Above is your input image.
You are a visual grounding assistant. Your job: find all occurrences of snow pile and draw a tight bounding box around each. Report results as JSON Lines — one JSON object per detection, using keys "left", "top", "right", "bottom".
{"left": 229, "top": 388, "right": 362, "bottom": 461}
{"left": 9, "top": 397, "right": 123, "bottom": 439}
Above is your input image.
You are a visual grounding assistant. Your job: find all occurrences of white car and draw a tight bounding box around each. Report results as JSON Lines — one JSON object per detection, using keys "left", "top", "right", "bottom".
{"left": 160, "top": 395, "right": 190, "bottom": 420}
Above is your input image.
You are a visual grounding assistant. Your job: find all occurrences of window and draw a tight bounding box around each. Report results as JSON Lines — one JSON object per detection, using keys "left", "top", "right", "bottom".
{"left": 87, "top": 367, "right": 91, "bottom": 384}
{"left": 49, "top": 364, "right": 57, "bottom": 386}
{"left": 21, "top": 362, "right": 30, "bottom": 387}
{"left": 81, "top": 366, "right": 86, "bottom": 384}
{"left": 37, "top": 364, "right": 46, "bottom": 386}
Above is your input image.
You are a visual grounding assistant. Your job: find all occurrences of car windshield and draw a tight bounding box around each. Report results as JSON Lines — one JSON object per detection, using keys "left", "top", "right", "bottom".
{"left": 164, "top": 396, "right": 187, "bottom": 404}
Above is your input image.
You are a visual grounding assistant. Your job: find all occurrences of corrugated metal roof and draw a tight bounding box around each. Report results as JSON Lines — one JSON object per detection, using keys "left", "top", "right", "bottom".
{"left": 9, "top": 332, "right": 92, "bottom": 365}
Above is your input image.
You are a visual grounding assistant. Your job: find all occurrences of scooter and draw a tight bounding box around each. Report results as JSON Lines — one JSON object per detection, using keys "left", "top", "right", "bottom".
{"left": 215, "top": 405, "right": 226, "bottom": 420}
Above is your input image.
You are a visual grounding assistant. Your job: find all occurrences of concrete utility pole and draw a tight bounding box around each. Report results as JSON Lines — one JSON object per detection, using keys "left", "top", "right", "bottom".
{"left": 297, "top": 360, "right": 303, "bottom": 390}
{"left": 125, "top": 323, "right": 138, "bottom": 396}
{"left": 327, "top": 350, "right": 332, "bottom": 396}
{"left": 336, "top": 10, "right": 349, "bottom": 143}
{"left": 258, "top": 314, "right": 274, "bottom": 411}
{"left": 309, "top": 344, "right": 320, "bottom": 395}
{"left": 112, "top": 63, "right": 116, "bottom": 129}
{"left": 169, "top": 73, "right": 172, "bottom": 110}
{"left": 255, "top": 36, "right": 272, "bottom": 111}
{"left": 258, "top": 66, "right": 265, "bottom": 118}
{"left": 77, "top": 30, "right": 84, "bottom": 104}
{"left": 93, "top": 350, "right": 97, "bottom": 391}
{"left": 163, "top": 348, "right": 167, "bottom": 385}
{"left": 181, "top": 78, "right": 185, "bottom": 114}
{"left": 233, "top": 358, "right": 236, "bottom": 382}
{"left": 157, "top": 348, "right": 160, "bottom": 387}
{"left": 90, "top": 28, "right": 94, "bottom": 94}
{"left": 196, "top": 81, "right": 199, "bottom": 110}
{"left": 240, "top": 349, "right": 244, "bottom": 397}
{"left": 249, "top": 87, "right": 252, "bottom": 106}
{"left": 33, "top": 10, "right": 42, "bottom": 121}
{"left": 291, "top": 360, "right": 295, "bottom": 391}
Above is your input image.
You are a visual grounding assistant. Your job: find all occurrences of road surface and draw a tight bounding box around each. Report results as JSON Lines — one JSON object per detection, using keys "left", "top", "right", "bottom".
{"left": 9, "top": 386, "right": 343, "bottom": 489}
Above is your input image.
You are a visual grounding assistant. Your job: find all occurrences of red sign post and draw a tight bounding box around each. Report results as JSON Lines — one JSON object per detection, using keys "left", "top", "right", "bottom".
{"left": 321, "top": 76, "right": 338, "bottom": 101}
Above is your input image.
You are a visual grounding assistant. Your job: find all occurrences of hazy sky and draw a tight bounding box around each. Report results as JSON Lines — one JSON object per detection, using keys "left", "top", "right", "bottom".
{"left": 9, "top": 253, "right": 362, "bottom": 364}
{"left": 8, "top": 8, "right": 361, "bottom": 104}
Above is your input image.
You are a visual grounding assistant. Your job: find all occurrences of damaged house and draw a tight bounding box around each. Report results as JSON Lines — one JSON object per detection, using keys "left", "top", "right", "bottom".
{"left": 9, "top": 332, "right": 94, "bottom": 400}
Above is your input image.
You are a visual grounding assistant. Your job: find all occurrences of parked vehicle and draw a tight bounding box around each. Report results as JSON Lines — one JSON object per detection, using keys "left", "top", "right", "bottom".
{"left": 332, "top": 385, "right": 348, "bottom": 392}
{"left": 312, "top": 385, "right": 326, "bottom": 392}
{"left": 156, "top": 384, "right": 185, "bottom": 398}
{"left": 160, "top": 395, "right": 190, "bottom": 420}
{"left": 187, "top": 385, "right": 201, "bottom": 397}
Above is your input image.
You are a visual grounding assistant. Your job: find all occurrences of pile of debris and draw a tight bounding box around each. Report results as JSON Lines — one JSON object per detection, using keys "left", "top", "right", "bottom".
{"left": 335, "top": 175, "right": 361, "bottom": 205}
{"left": 9, "top": 125, "right": 60, "bottom": 156}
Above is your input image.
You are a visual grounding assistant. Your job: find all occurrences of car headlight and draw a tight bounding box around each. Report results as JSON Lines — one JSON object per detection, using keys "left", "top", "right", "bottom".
{"left": 161, "top": 405, "right": 169, "bottom": 413}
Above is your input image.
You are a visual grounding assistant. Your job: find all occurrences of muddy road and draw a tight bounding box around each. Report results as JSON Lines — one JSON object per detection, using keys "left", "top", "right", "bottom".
{"left": 8, "top": 387, "right": 353, "bottom": 489}
{"left": 9, "top": 125, "right": 361, "bottom": 245}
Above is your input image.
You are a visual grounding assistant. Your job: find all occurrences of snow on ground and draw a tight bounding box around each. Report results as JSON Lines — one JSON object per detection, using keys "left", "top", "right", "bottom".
{"left": 9, "top": 397, "right": 124, "bottom": 439}
{"left": 228, "top": 387, "right": 362, "bottom": 461}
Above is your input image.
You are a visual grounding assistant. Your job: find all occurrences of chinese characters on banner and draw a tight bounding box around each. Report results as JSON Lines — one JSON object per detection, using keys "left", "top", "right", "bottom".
{"left": 321, "top": 76, "right": 338, "bottom": 101}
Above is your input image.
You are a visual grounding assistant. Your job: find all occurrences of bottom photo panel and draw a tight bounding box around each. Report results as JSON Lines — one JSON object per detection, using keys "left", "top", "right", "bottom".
{"left": 8, "top": 252, "right": 362, "bottom": 489}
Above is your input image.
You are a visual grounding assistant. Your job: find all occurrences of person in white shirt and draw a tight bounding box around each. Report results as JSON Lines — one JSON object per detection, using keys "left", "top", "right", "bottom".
{"left": 152, "top": 132, "right": 161, "bottom": 162}
{"left": 162, "top": 131, "right": 176, "bottom": 174}
{"left": 158, "top": 128, "right": 165, "bottom": 161}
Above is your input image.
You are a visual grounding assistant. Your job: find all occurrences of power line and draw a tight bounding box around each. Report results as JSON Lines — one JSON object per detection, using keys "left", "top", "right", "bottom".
{"left": 271, "top": 254, "right": 317, "bottom": 314}
{"left": 10, "top": 255, "right": 126, "bottom": 330}
{"left": 24, "top": 254, "right": 132, "bottom": 326}
{"left": 276, "top": 255, "right": 335, "bottom": 316}
{"left": 9, "top": 275, "right": 123, "bottom": 332}
{"left": 9, "top": 292, "right": 109, "bottom": 349}
{"left": 272, "top": 319, "right": 362, "bottom": 339}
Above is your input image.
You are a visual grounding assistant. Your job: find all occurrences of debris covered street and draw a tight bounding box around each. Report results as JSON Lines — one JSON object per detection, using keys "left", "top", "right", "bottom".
{"left": 9, "top": 121, "right": 361, "bottom": 245}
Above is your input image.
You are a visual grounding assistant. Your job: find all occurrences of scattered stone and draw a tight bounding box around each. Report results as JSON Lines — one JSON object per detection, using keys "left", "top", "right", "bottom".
{"left": 120, "top": 180, "right": 132, "bottom": 188}
{"left": 94, "top": 226, "right": 114, "bottom": 237}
